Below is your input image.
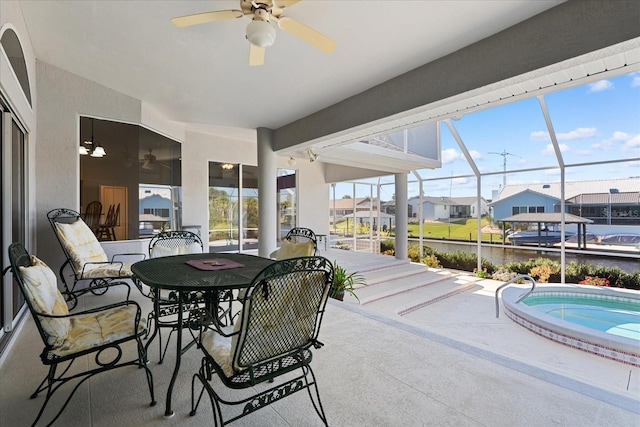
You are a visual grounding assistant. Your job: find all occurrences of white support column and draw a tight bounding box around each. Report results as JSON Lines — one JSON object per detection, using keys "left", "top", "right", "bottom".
{"left": 257, "top": 127, "right": 277, "bottom": 258}
{"left": 395, "top": 173, "right": 408, "bottom": 260}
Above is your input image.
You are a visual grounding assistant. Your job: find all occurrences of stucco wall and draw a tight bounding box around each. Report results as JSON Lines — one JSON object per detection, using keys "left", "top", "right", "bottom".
{"left": 35, "top": 61, "right": 142, "bottom": 272}
{"left": 492, "top": 192, "right": 559, "bottom": 221}
{"left": 181, "top": 130, "right": 257, "bottom": 251}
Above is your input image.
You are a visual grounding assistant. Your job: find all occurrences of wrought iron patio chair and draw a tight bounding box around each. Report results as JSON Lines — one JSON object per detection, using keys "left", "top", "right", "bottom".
{"left": 81, "top": 200, "right": 102, "bottom": 236}
{"left": 5, "top": 243, "right": 155, "bottom": 427}
{"left": 271, "top": 227, "right": 318, "bottom": 260}
{"left": 96, "top": 203, "right": 119, "bottom": 241}
{"left": 143, "top": 230, "right": 214, "bottom": 364}
{"left": 47, "top": 208, "right": 145, "bottom": 309}
{"left": 189, "top": 256, "right": 333, "bottom": 426}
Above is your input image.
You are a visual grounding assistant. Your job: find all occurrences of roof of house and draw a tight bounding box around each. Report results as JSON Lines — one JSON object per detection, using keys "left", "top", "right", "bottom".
{"left": 496, "top": 177, "right": 640, "bottom": 201}
{"left": 566, "top": 192, "right": 640, "bottom": 204}
{"left": 330, "top": 197, "right": 371, "bottom": 210}
{"left": 409, "top": 196, "right": 486, "bottom": 205}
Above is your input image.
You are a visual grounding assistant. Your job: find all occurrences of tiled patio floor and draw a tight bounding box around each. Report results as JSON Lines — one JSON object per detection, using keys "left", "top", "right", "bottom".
{"left": 1, "top": 249, "right": 638, "bottom": 426}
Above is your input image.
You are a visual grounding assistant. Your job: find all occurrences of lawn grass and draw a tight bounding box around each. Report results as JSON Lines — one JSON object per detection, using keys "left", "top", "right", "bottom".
{"left": 409, "top": 218, "right": 498, "bottom": 241}
{"left": 334, "top": 216, "right": 503, "bottom": 242}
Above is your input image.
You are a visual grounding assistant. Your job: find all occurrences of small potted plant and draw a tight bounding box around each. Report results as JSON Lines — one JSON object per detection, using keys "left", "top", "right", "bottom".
{"left": 331, "top": 261, "right": 366, "bottom": 302}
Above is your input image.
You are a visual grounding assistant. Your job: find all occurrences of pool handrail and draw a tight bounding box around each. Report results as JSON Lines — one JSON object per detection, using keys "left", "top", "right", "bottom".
{"left": 495, "top": 274, "right": 537, "bottom": 318}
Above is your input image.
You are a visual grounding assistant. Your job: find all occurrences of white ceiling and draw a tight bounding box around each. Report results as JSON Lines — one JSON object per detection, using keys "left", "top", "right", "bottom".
{"left": 18, "top": 0, "right": 563, "bottom": 138}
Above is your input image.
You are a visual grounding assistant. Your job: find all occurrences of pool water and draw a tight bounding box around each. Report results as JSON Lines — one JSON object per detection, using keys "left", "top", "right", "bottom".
{"left": 523, "top": 294, "right": 640, "bottom": 341}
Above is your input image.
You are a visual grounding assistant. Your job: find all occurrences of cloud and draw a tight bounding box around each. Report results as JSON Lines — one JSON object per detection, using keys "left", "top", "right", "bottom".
{"left": 622, "top": 134, "right": 640, "bottom": 151}
{"left": 589, "top": 80, "right": 613, "bottom": 92}
{"left": 612, "top": 131, "right": 630, "bottom": 141}
{"left": 441, "top": 148, "right": 462, "bottom": 164}
{"left": 557, "top": 128, "right": 598, "bottom": 140}
{"left": 591, "top": 139, "right": 614, "bottom": 151}
{"left": 530, "top": 127, "right": 597, "bottom": 141}
{"left": 469, "top": 150, "right": 483, "bottom": 160}
{"left": 542, "top": 143, "right": 569, "bottom": 155}
{"left": 591, "top": 131, "right": 640, "bottom": 151}
{"left": 530, "top": 131, "right": 549, "bottom": 141}
{"left": 452, "top": 177, "right": 469, "bottom": 186}
{"left": 632, "top": 75, "right": 640, "bottom": 88}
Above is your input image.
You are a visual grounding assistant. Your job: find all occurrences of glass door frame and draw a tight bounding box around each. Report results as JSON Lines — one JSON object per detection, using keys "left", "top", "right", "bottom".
{"left": 1, "top": 102, "right": 29, "bottom": 339}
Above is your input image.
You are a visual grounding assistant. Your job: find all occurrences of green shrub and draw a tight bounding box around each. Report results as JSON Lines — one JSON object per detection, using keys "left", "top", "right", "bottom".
{"left": 377, "top": 243, "right": 639, "bottom": 291}
{"left": 434, "top": 250, "right": 495, "bottom": 273}
{"left": 423, "top": 254, "right": 441, "bottom": 268}
{"left": 380, "top": 239, "right": 395, "bottom": 253}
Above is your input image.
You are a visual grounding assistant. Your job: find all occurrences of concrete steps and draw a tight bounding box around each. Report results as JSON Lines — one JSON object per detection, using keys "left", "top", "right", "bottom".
{"left": 347, "top": 257, "right": 481, "bottom": 317}
{"left": 327, "top": 249, "right": 479, "bottom": 316}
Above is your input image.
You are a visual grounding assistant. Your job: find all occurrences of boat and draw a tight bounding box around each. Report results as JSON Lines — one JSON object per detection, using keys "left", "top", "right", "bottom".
{"left": 599, "top": 234, "right": 640, "bottom": 246}
{"left": 507, "top": 227, "right": 575, "bottom": 246}
{"left": 565, "top": 233, "right": 599, "bottom": 244}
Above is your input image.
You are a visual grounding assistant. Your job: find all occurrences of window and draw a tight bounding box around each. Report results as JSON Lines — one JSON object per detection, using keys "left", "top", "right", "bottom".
{"left": 79, "top": 118, "right": 181, "bottom": 239}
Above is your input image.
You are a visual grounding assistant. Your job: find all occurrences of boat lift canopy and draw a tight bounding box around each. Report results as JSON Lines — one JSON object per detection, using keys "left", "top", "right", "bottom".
{"left": 498, "top": 213, "right": 593, "bottom": 249}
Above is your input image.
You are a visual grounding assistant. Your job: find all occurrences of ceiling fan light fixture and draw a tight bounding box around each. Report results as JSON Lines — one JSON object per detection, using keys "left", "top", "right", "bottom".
{"left": 246, "top": 17, "right": 276, "bottom": 48}
{"left": 79, "top": 145, "right": 89, "bottom": 155}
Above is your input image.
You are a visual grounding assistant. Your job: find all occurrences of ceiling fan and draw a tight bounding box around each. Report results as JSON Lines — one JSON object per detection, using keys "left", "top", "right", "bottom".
{"left": 171, "top": 0, "right": 336, "bottom": 66}
{"left": 141, "top": 150, "right": 157, "bottom": 170}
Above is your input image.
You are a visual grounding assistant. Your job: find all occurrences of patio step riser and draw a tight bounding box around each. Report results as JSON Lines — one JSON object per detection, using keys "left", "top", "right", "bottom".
{"left": 360, "top": 275, "right": 455, "bottom": 305}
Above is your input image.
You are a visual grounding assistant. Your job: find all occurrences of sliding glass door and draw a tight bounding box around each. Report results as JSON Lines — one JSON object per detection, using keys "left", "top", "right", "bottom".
{"left": 208, "top": 162, "right": 259, "bottom": 252}
{"left": 1, "top": 107, "right": 28, "bottom": 345}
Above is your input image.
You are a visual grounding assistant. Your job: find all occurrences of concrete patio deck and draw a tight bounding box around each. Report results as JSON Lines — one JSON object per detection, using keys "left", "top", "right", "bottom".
{"left": 1, "top": 249, "right": 638, "bottom": 426}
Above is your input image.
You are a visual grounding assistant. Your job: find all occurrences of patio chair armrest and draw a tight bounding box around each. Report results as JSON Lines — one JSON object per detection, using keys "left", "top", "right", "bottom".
{"left": 80, "top": 260, "right": 123, "bottom": 276}
{"left": 111, "top": 252, "right": 146, "bottom": 263}
{"left": 37, "top": 299, "right": 142, "bottom": 319}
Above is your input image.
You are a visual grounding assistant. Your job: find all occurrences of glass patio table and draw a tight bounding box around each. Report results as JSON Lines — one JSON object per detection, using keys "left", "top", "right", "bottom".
{"left": 131, "top": 252, "right": 274, "bottom": 418}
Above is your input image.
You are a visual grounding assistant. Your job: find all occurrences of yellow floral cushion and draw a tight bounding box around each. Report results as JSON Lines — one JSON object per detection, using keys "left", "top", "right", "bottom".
{"left": 150, "top": 244, "right": 180, "bottom": 258}
{"left": 150, "top": 242, "right": 201, "bottom": 258}
{"left": 80, "top": 262, "right": 133, "bottom": 278}
{"left": 55, "top": 220, "right": 133, "bottom": 278}
{"left": 55, "top": 220, "right": 108, "bottom": 272}
{"left": 275, "top": 240, "right": 314, "bottom": 260}
{"left": 202, "top": 326, "right": 236, "bottom": 377}
{"left": 52, "top": 304, "right": 144, "bottom": 357}
{"left": 19, "top": 256, "right": 71, "bottom": 347}
{"left": 179, "top": 242, "right": 202, "bottom": 254}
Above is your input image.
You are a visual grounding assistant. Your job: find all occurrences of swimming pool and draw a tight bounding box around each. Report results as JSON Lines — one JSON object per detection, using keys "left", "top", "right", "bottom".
{"left": 501, "top": 284, "right": 640, "bottom": 366}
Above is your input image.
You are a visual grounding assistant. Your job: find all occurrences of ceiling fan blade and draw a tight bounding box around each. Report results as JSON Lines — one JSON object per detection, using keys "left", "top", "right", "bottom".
{"left": 273, "top": 0, "right": 301, "bottom": 8}
{"left": 278, "top": 17, "right": 336, "bottom": 53}
{"left": 249, "top": 44, "right": 265, "bottom": 66}
{"left": 171, "top": 10, "right": 244, "bottom": 27}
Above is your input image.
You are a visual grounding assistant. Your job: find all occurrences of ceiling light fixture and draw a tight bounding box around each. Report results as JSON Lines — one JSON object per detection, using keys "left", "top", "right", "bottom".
{"left": 246, "top": 8, "right": 276, "bottom": 48}
{"left": 80, "top": 118, "right": 107, "bottom": 157}
{"left": 221, "top": 163, "right": 235, "bottom": 170}
{"left": 287, "top": 157, "right": 297, "bottom": 167}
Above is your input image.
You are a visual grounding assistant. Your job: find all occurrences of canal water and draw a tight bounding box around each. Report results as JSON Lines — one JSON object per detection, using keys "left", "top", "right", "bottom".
{"left": 416, "top": 239, "right": 639, "bottom": 274}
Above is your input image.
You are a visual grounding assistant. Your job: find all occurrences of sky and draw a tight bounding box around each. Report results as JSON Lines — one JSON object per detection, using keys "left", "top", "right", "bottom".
{"left": 333, "top": 71, "right": 640, "bottom": 201}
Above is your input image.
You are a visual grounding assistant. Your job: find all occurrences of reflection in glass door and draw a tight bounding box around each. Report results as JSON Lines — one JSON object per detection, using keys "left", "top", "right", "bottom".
{"left": 277, "top": 169, "right": 297, "bottom": 239}
{"left": 1, "top": 110, "right": 28, "bottom": 346}
{"left": 208, "top": 162, "right": 260, "bottom": 253}
{"left": 209, "top": 162, "right": 240, "bottom": 252}
{"left": 241, "top": 165, "right": 259, "bottom": 251}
